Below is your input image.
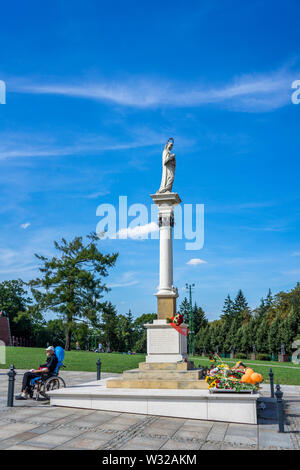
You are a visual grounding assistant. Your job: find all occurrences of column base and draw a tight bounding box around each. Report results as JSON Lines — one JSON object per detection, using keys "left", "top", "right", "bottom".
{"left": 156, "top": 296, "right": 177, "bottom": 320}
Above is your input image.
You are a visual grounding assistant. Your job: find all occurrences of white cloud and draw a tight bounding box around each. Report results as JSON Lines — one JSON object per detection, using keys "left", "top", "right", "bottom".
{"left": 10, "top": 66, "right": 296, "bottom": 112}
{"left": 187, "top": 258, "right": 207, "bottom": 266}
{"left": 117, "top": 222, "right": 159, "bottom": 240}
{"left": 107, "top": 271, "right": 139, "bottom": 288}
{"left": 20, "top": 222, "right": 30, "bottom": 229}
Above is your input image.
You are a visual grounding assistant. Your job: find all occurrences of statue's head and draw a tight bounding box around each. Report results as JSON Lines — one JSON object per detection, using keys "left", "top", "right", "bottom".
{"left": 166, "top": 137, "right": 174, "bottom": 150}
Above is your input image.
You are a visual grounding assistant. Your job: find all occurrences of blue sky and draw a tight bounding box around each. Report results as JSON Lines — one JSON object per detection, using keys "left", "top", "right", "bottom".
{"left": 0, "top": 0, "right": 300, "bottom": 320}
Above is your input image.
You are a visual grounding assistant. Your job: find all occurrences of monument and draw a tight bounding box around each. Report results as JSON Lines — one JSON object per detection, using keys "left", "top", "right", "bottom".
{"left": 145, "top": 138, "right": 187, "bottom": 363}
{"left": 48, "top": 139, "right": 260, "bottom": 424}
{"left": 107, "top": 138, "right": 196, "bottom": 386}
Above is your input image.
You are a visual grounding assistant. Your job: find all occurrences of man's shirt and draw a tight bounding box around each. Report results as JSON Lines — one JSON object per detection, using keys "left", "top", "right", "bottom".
{"left": 40, "top": 354, "right": 58, "bottom": 374}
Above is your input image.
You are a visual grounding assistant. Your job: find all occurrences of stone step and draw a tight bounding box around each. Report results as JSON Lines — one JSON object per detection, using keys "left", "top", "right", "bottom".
{"left": 123, "top": 369, "right": 202, "bottom": 380}
{"left": 139, "top": 361, "right": 195, "bottom": 371}
{"left": 106, "top": 378, "right": 209, "bottom": 390}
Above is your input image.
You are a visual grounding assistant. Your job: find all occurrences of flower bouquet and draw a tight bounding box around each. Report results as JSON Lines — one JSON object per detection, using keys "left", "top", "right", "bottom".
{"left": 205, "top": 358, "right": 263, "bottom": 393}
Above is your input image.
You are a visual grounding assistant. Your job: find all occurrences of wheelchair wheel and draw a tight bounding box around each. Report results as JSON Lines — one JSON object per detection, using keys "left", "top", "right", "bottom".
{"left": 41, "top": 376, "right": 66, "bottom": 400}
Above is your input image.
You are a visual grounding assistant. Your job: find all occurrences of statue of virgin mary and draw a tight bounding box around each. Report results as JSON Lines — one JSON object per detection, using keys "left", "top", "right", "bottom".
{"left": 157, "top": 138, "right": 176, "bottom": 193}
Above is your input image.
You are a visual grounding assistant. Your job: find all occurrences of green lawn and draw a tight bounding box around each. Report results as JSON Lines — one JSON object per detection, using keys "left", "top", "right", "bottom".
{"left": 1, "top": 347, "right": 300, "bottom": 385}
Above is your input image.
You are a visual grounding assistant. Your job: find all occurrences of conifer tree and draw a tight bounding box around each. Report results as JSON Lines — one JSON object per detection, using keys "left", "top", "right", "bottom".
{"left": 29, "top": 233, "right": 117, "bottom": 350}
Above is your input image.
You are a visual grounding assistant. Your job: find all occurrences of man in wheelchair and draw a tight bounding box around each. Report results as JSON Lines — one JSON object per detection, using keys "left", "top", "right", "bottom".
{"left": 16, "top": 345, "right": 58, "bottom": 400}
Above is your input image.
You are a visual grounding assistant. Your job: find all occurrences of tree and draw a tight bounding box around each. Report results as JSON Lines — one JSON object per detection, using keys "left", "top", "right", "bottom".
{"left": 193, "top": 303, "right": 208, "bottom": 335}
{"left": 133, "top": 313, "right": 156, "bottom": 353}
{"left": 179, "top": 297, "right": 190, "bottom": 323}
{"left": 100, "top": 302, "right": 120, "bottom": 352}
{"left": 117, "top": 310, "right": 134, "bottom": 351}
{"left": 233, "top": 290, "right": 249, "bottom": 318}
{"left": 281, "top": 305, "right": 300, "bottom": 354}
{"left": 29, "top": 233, "right": 118, "bottom": 350}
{"left": 255, "top": 317, "right": 269, "bottom": 353}
{"left": 268, "top": 313, "right": 283, "bottom": 354}
{"left": 0, "top": 279, "right": 42, "bottom": 338}
{"left": 221, "top": 294, "right": 234, "bottom": 322}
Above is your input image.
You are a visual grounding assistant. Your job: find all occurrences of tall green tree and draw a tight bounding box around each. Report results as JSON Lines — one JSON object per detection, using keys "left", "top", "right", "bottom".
{"left": 179, "top": 297, "right": 190, "bottom": 323}
{"left": 100, "top": 302, "right": 120, "bottom": 352}
{"left": 268, "top": 313, "right": 284, "bottom": 354}
{"left": 193, "top": 303, "right": 208, "bottom": 335}
{"left": 29, "top": 233, "right": 118, "bottom": 350}
{"left": 221, "top": 294, "right": 234, "bottom": 322}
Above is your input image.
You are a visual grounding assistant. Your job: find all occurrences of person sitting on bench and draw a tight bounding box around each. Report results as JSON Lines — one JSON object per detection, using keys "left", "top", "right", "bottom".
{"left": 15, "top": 345, "right": 58, "bottom": 400}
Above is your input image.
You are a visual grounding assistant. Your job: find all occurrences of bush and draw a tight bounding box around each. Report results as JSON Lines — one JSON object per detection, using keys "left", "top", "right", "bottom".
{"left": 234, "top": 352, "right": 248, "bottom": 359}
{"left": 256, "top": 353, "right": 271, "bottom": 361}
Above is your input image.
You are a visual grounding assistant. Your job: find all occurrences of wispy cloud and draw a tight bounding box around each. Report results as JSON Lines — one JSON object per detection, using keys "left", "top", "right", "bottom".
{"left": 10, "top": 66, "right": 296, "bottom": 112}
{"left": 0, "top": 132, "right": 161, "bottom": 161}
{"left": 20, "top": 222, "right": 31, "bottom": 229}
{"left": 83, "top": 190, "right": 111, "bottom": 199}
{"left": 107, "top": 271, "right": 140, "bottom": 288}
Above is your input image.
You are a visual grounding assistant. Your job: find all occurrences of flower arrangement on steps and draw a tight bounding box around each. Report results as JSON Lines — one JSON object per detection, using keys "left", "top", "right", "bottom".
{"left": 205, "top": 355, "right": 263, "bottom": 392}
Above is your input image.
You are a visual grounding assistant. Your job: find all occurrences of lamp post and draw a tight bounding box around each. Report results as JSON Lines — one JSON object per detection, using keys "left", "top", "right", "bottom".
{"left": 186, "top": 283, "right": 195, "bottom": 357}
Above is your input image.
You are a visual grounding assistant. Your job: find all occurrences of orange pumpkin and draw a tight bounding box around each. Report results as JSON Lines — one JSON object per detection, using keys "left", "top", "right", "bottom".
{"left": 245, "top": 368, "right": 254, "bottom": 376}
{"left": 250, "top": 372, "right": 263, "bottom": 384}
{"left": 241, "top": 374, "right": 249, "bottom": 383}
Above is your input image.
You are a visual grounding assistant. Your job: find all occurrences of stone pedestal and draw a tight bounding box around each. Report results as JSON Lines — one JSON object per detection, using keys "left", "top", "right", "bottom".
{"left": 251, "top": 353, "right": 256, "bottom": 361}
{"left": 145, "top": 319, "right": 188, "bottom": 363}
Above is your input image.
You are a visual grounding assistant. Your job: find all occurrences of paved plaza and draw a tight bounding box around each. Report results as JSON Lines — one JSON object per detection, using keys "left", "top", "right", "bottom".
{"left": 0, "top": 370, "right": 299, "bottom": 450}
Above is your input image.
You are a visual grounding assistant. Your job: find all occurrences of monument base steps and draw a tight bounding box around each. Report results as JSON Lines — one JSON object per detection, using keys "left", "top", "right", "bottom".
{"left": 106, "top": 361, "right": 208, "bottom": 389}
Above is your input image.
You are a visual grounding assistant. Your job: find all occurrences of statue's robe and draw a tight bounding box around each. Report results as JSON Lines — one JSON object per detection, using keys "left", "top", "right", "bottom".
{"left": 158, "top": 149, "right": 175, "bottom": 193}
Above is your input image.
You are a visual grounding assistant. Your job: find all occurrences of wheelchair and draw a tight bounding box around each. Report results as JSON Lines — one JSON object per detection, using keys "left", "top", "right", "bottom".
{"left": 30, "top": 346, "right": 66, "bottom": 400}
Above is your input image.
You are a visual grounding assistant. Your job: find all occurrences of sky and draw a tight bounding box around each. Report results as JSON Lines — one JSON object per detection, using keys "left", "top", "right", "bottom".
{"left": 0, "top": 0, "right": 300, "bottom": 321}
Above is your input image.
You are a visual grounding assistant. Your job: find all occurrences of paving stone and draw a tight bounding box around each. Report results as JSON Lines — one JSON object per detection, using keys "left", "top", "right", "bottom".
{"left": 118, "top": 435, "right": 167, "bottom": 450}
{"left": 222, "top": 442, "right": 257, "bottom": 450}
{"left": 160, "top": 438, "right": 201, "bottom": 450}
{"left": 21, "top": 427, "right": 84, "bottom": 449}
{"left": 0, "top": 422, "right": 41, "bottom": 439}
{"left": 172, "top": 426, "right": 211, "bottom": 442}
{"left": 206, "top": 422, "right": 228, "bottom": 442}
{"left": 200, "top": 441, "right": 222, "bottom": 450}
{"left": 6, "top": 444, "right": 50, "bottom": 450}
{"left": 258, "top": 429, "right": 294, "bottom": 449}
{"left": 224, "top": 423, "right": 258, "bottom": 447}
{"left": 58, "top": 435, "right": 108, "bottom": 450}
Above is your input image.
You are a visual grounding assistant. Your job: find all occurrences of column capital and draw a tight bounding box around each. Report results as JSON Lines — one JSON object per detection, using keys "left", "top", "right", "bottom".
{"left": 150, "top": 192, "right": 181, "bottom": 208}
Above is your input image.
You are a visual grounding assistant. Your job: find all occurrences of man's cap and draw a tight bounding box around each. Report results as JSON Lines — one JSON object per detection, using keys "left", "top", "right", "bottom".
{"left": 45, "top": 346, "right": 54, "bottom": 351}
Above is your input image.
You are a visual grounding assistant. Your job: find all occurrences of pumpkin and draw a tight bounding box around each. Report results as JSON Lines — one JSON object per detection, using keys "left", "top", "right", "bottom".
{"left": 241, "top": 374, "right": 249, "bottom": 383}
{"left": 245, "top": 368, "right": 254, "bottom": 376}
{"left": 250, "top": 372, "right": 263, "bottom": 384}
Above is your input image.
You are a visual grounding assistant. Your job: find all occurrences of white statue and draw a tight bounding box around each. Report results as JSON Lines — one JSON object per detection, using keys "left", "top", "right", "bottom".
{"left": 157, "top": 138, "right": 176, "bottom": 193}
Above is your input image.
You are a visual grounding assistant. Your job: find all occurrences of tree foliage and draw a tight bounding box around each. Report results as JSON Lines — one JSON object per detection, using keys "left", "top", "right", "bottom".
{"left": 28, "top": 233, "right": 118, "bottom": 350}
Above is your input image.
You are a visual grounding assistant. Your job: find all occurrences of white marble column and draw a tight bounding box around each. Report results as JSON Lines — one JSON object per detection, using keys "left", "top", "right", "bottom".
{"left": 151, "top": 192, "right": 181, "bottom": 298}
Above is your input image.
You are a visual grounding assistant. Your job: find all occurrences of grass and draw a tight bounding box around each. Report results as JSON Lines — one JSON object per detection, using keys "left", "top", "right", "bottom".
{"left": 1, "top": 347, "right": 300, "bottom": 385}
